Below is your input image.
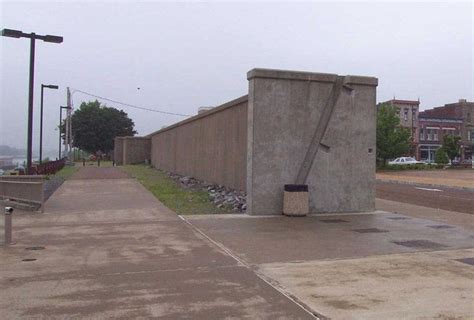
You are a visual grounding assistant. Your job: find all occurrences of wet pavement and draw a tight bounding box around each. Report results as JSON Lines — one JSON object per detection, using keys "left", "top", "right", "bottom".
{"left": 1, "top": 166, "right": 473, "bottom": 319}
{"left": 185, "top": 212, "right": 474, "bottom": 319}
{"left": 187, "top": 212, "right": 473, "bottom": 264}
{"left": 376, "top": 198, "right": 474, "bottom": 231}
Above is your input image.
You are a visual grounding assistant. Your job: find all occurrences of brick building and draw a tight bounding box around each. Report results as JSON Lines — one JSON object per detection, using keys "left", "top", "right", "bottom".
{"left": 419, "top": 99, "right": 474, "bottom": 162}
{"left": 384, "top": 99, "right": 420, "bottom": 156}
{"left": 417, "top": 113, "right": 462, "bottom": 163}
{"left": 381, "top": 98, "right": 473, "bottom": 162}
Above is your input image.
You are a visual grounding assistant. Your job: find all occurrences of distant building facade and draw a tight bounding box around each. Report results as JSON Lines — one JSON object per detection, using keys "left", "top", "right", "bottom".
{"left": 383, "top": 99, "right": 420, "bottom": 157}
{"left": 417, "top": 113, "right": 462, "bottom": 162}
{"left": 381, "top": 98, "right": 473, "bottom": 163}
{"left": 419, "top": 99, "right": 474, "bottom": 162}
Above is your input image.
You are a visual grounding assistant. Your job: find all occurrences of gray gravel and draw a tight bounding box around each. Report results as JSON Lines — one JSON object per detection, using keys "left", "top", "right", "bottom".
{"left": 166, "top": 172, "right": 247, "bottom": 213}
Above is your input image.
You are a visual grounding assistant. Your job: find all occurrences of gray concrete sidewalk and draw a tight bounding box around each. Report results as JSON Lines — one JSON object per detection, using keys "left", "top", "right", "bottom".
{"left": 2, "top": 167, "right": 473, "bottom": 319}
{"left": 376, "top": 198, "right": 474, "bottom": 230}
{"left": 0, "top": 167, "right": 313, "bottom": 319}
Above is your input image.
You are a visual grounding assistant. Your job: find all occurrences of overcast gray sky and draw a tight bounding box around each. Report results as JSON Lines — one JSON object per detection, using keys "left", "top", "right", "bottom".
{"left": 1, "top": 1, "right": 473, "bottom": 153}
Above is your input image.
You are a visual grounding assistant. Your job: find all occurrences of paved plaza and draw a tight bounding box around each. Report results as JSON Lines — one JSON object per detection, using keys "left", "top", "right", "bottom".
{"left": 0, "top": 168, "right": 312, "bottom": 319}
{"left": 1, "top": 167, "right": 473, "bottom": 319}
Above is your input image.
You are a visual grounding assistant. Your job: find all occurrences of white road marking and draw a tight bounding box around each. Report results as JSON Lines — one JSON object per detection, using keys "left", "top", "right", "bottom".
{"left": 415, "top": 187, "right": 443, "bottom": 192}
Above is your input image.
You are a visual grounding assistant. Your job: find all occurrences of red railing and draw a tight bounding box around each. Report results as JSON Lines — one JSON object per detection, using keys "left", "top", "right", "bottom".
{"left": 31, "top": 158, "right": 66, "bottom": 175}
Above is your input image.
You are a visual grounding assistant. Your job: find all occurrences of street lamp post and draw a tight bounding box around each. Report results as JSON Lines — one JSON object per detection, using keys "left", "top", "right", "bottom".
{"left": 40, "top": 84, "right": 59, "bottom": 164}
{"left": 58, "top": 106, "right": 71, "bottom": 160}
{"left": 1, "top": 28, "right": 63, "bottom": 174}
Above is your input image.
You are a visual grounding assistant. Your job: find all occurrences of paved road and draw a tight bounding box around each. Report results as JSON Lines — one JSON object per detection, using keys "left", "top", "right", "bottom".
{"left": 377, "top": 169, "right": 474, "bottom": 189}
{"left": 376, "top": 181, "right": 474, "bottom": 214}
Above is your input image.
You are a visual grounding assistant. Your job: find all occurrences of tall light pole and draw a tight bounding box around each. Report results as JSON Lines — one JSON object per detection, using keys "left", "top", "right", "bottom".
{"left": 1, "top": 28, "right": 63, "bottom": 174}
{"left": 40, "top": 84, "right": 59, "bottom": 164}
{"left": 59, "top": 106, "right": 71, "bottom": 159}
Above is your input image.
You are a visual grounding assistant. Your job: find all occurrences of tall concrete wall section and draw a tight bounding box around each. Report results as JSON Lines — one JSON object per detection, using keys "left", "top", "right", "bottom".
{"left": 124, "top": 137, "right": 151, "bottom": 165}
{"left": 247, "top": 69, "right": 378, "bottom": 215}
{"left": 114, "top": 137, "right": 124, "bottom": 165}
{"left": 114, "top": 136, "right": 151, "bottom": 165}
{"left": 150, "top": 96, "right": 248, "bottom": 191}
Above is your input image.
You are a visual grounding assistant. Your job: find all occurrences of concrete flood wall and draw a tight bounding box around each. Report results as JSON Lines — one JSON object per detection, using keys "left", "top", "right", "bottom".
{"left": 150, "top": 96, "right": 248, "bottom": 191}
{"left": 247, "top": 69, "right": 378, "bottom": 215}
{"left": 114, "top": 136, "right": 151, "bottom": 165}
{"left": 114, "top": 138, "right": 124, "bottom": 165}
{"left": 0, "top": 175, "right": 45, "bottom": 212}
{"left": 115, "top": 68, "right": 377, "bottom": 215}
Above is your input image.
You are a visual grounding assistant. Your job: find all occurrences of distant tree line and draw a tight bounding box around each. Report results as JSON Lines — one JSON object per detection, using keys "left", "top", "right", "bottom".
{"left": 0, "top": 145, "right": 26, "bottom": 156}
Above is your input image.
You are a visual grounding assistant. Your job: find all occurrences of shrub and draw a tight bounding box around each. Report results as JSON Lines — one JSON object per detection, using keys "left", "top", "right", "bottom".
{"left": 434, "top": 147, "right": 449, "bottom": 164}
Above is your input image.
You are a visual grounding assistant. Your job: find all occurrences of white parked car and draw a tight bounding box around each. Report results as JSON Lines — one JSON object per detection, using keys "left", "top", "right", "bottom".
{"left": 388, "top": 157, "right": 424, "bottom": 165}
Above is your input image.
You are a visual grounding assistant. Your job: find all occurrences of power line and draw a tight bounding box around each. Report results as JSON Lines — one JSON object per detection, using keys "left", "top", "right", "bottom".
{"left": 70, "top": 88, "right": 192, "bottom": 117}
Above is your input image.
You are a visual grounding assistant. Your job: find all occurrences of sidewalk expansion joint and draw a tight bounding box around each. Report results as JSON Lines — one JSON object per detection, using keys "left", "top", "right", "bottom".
{"left": 178, "top": 215, "right": 326, "bottom": 320}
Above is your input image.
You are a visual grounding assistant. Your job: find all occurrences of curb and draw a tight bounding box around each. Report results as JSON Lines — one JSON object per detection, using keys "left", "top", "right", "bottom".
{"left": 376, "top": 179, "right": 474, "bottom": 192}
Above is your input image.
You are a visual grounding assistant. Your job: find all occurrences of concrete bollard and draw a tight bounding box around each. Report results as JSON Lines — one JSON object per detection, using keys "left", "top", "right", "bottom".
{"left": 4, "top": 207, "right": 13, "bottom": 245}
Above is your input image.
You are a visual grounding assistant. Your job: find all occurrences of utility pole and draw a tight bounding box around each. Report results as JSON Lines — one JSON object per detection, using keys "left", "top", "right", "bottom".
{"left": 61, "top": 87, "right": 74, "bottom": 162}
{"left": 59, "top": 106, "right": 70, "bottom": 159}
{"left": 67, "top": 87, "right": 73, "bottom": 161}
{"left": 64, "top": 88, "right": 70, "bottom": 160}
{"left": 27, "top": 36, "right": 35, "bottom": 172}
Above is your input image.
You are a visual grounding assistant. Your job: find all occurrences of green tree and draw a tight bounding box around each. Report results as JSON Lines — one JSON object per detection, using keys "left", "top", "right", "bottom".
{"left": 441, "top": 135, "right": 461, "bottom": 162}
{"left": 376, "top": 103, "right": 411, "bottom": 165}
{"left": 70, "top": 100, "right": 136, "bottom": 154}
{"left": 434, "top": 147, "right": 449, "bottom": 164}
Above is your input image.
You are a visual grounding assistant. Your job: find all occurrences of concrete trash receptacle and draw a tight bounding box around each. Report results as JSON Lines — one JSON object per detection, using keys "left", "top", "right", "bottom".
{"left": 283, "top": 184, "right": 309, "bottom": 217}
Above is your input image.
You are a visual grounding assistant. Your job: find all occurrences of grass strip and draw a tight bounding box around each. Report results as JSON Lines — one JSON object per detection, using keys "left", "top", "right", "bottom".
{"left": 52, "top": 165, "right": 78, "bottom": 180}
{"left": 122, "top": 164, "right": 232, "bottom": 215}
